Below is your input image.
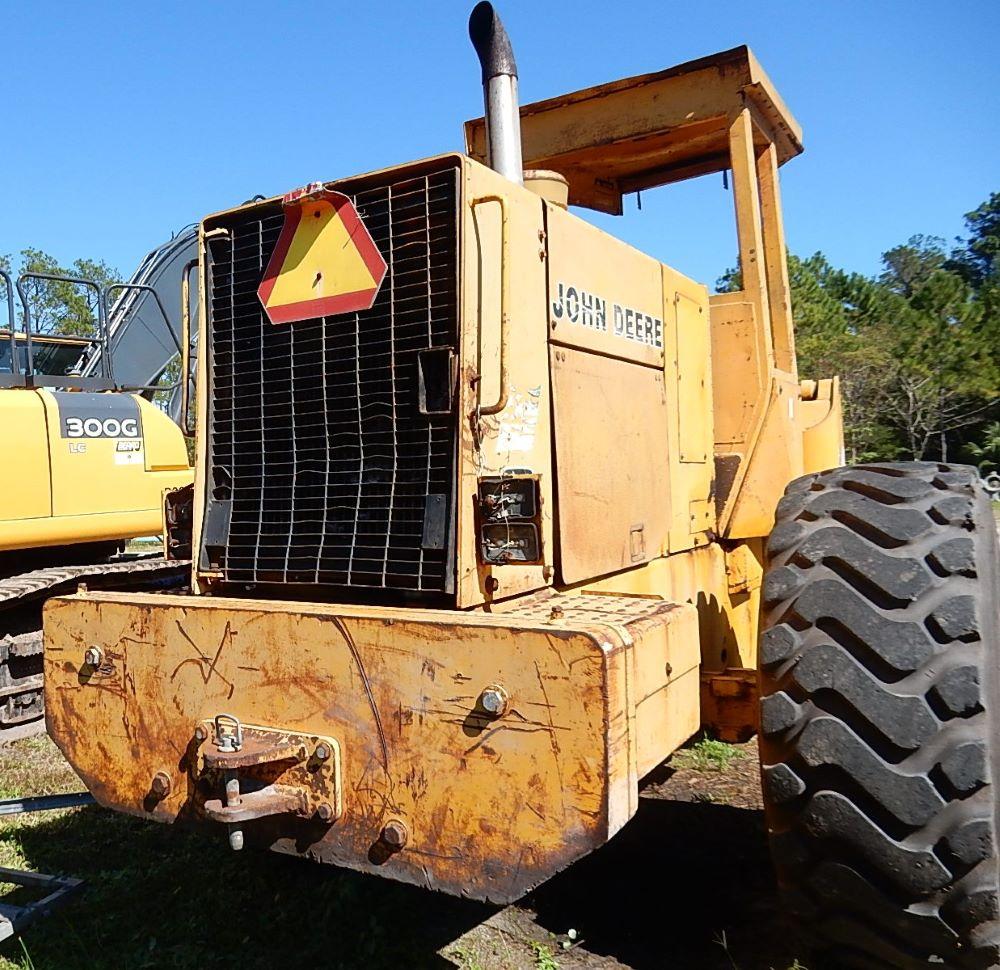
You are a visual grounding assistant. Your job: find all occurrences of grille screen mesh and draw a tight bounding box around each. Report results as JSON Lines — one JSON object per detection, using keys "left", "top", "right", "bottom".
{"left": 203, "top": 166, "right": 459, "bottom": 595}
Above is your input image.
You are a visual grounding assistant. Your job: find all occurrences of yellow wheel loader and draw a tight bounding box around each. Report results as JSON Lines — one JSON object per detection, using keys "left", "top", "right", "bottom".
{"left": 42, "top": 6, "right": 1000, "bottom": 967}
{"left": 0, "top": 270, "right": 192, "bottom": 741}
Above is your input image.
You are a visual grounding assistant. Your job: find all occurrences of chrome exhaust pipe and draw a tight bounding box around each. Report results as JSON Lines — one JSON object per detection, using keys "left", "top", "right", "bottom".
{"left": 469, "top": 2, "right": 523, "bottom": 185}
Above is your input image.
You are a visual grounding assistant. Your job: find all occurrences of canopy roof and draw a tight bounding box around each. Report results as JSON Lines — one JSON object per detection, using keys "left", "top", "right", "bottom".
{"left": 464, "top": 46, "right": 803, "bottom": 215}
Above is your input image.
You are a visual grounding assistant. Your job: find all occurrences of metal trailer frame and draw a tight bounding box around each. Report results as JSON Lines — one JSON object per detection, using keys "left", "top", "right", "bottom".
{"left": 0, "top": 793, "right": 93, "bottom": 943}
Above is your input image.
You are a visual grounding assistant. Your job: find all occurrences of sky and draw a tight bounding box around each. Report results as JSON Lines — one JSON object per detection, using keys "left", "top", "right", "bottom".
{"left": 3, "top": 0, "right": 998, "bottom": 290}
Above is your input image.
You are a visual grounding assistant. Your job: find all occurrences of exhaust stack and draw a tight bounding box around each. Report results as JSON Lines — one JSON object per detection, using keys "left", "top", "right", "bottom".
{"left": 469, "top": 2, "right": 523, "bottom": 185}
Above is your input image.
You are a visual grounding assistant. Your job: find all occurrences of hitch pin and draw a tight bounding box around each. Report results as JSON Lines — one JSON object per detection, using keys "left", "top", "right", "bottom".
{"left": 224, "top": 770, "right": 243, "bottom": 851}
{"left": 213, "top": 714, "right": 245, "bottom": 851}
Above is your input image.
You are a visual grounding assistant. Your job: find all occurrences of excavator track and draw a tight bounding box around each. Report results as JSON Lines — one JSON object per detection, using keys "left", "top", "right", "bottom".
{"left": 0, "top": 557, "right": 190, "bottom": 744}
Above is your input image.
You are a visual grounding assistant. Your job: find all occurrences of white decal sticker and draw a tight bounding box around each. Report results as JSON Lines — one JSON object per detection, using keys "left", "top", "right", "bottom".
{"left": 496, "top": 387, "right": 541, "bottom": 453}
{"left": 114, "top": 450, "right": 144, "bottom": 465}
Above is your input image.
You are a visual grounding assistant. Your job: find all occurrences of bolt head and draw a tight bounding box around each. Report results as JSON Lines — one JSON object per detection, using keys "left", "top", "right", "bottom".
{"left": 150, "top": 772, "right": 171, "bottom": 797}
{"left": 381, "top": 819, "right": 408, "bottom": 848}
{"left": 316, "top": 802, "right": 334, "bottom": 822}
{"left": 479, "top": 685, "right": 509, "bottom": 717}
{"left": 193, "top": 725, "right": 208, "bottom": 742}
{"left": 83, "top": 646, "right": 103, "bottom": 667}
{"left": 314, "top": 743, "right": 332, "bottom": 762}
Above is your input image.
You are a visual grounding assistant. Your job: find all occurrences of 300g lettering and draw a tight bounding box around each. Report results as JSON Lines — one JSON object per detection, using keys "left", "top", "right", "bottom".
{"left": 65, "top": 417, "right": 140, "bottom": 439}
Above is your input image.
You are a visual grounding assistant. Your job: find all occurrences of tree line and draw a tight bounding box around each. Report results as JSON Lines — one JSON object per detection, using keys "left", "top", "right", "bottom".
{"left": 0, "top": 248, "right": 120, "bottom": 337}
{"left": 721, "top": 191, "right": 1000, "bottom": 470}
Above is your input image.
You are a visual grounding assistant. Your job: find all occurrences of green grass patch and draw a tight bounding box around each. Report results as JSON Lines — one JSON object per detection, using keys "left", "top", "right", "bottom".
{"left": 529, "top": 941, "right": 559, "bottom": 970}
{"left": 673, "top": 736, "right": 743, "bottom": 773}
{"left": 0, "top": 736, "right": 493, "bottom": 969}
{"left": 0, "top": 737, "right": 76, "bottom": 801}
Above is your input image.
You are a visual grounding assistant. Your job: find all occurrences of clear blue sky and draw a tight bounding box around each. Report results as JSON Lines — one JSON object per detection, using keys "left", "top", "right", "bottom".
{"left": 4, "top": 0, "right": 998, "bottom": 289}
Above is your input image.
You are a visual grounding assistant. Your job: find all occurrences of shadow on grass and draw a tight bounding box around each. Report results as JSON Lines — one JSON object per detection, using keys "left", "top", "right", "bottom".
{"left": 2, "top": 794, "right": 797, "bottom": 969}
{"left": 2, "top": 808, "right": 493, "bottom": 970}
{"left": 526, "top": 797, "right": 797, "bottom": 970}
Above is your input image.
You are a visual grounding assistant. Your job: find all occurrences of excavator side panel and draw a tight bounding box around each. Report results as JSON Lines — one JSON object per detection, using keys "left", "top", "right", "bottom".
{"left": 0, "top": 391, "right": 52, "bottom": 530}
{"left": 0, "top": 391, "right": 191, "bottom": 552}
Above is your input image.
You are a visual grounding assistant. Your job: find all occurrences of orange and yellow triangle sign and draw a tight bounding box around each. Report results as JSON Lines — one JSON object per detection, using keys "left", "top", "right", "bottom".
{"left": 258, "top": 183, "right": 388, "bottom": 325}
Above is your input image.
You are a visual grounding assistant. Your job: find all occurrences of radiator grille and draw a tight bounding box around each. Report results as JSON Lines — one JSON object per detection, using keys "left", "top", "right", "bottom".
{"left": 202, "top": 166, "right": 459, "bottom": 596}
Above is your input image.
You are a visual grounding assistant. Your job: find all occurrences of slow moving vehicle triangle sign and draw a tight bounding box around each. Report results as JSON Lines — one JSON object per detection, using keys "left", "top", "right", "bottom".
{"left": 258, "top": 183, "right": 388, "bottom": 325}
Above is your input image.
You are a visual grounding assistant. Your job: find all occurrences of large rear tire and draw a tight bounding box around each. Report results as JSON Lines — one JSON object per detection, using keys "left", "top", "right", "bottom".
{"left": 759, "top": 462, "right": 1000, "bottom": 968}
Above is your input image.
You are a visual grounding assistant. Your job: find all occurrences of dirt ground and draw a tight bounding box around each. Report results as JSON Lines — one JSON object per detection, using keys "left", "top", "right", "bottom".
{"left": 0, "top": 734, "right": 806, "bottom": 970}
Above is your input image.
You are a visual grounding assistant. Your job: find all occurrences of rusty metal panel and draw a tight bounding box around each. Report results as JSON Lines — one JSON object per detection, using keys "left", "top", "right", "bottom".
{"left": 494, "top": 590, "right": 700, "bottom": 795}
{"left": 550, "top": 347, "right": 671, "bottom": 584}
{"left": 44, "top": 589, "right": 697, "bottom": 903}
{"left": 456, "top": 160, "right": 555, "bottom": 607}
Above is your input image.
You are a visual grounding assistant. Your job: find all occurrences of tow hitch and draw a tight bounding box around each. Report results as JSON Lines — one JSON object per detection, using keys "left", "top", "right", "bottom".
{"left": 195, "top": 714, "right": 342, "bottom": 851}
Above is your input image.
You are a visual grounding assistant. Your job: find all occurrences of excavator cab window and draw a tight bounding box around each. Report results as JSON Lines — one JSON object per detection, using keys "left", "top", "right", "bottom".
{"left": 0, "top": 331, "right": 91, "bottom": 377}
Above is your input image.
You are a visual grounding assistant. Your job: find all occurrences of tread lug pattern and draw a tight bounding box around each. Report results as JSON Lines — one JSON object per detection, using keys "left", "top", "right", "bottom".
{"left": 808, "top": 489, "right": 933, "bottom": 544}
{"left": 801, "top": 791, "right": 950, "bottom": 895}
{"left": 763, "top": 763, "right": 806, "bottom": 803}
{"left": 792, "top": 580, "right": 936, "bottom": 673}
{"left": 931, "top": 665, "right": 983, "bottom": 717}
{"left": 930, "top": 595, "right": 980, "bottom": 641}
{"left": 767, "top": 519, "right": 807, "bottom": 556}
{"left": 931, "top": 494, "right": 977, "bottom": 528}
{"left": 759, "top": 462, "right": 1000, "bottom": 968}
{"left": 795, "top": 526, "right": 934, "bottom": 602}
{"left": 760, "top": 624, "right": 799, "bottom": 667}
{"left": 791, "top": 641, "right": 936, "bottom": 750}
{"left": 946, "top": 820, "right": 995, "bottom": 867}
{"left": 797, "top": 716, "right": 943, "bottom": 825}
{"left": 929, "top": 537, "right": 978, "bottom": 577}
{"left": 940, "top": 741, "right": 989, "bottom": 794}
{"left": 763, "top": 564, "right": 807, "bottom": 606}
{"left": 760, "top": 691, "right": 800, "bottom": 735}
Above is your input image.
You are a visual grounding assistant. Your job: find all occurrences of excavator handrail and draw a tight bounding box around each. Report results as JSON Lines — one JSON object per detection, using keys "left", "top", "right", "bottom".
{"left": 0, "top": 270, "right": 18, "bottom": 379}
{"left": 180, "top": 257, "right": 198, "bottom": 436}
{"left": 1, "top": 270, "right": 194, "bottom": 396}
{"left": 8, "top": 271, "right": 115, "bottom": 389}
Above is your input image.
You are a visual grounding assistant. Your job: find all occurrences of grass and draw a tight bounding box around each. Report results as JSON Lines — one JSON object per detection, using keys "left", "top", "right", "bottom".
{"left": 672, "top": 736, "right": 743, "bottom": 773}
{"left": 0, "top": 737, "right": 72, "bottom": 800}
{"left": 0, "top": 737, "right": 495, "bottom": 970}
{"left": 0, "top": 735, "right": 811, "bottom": 969}
{"left": 124, "top": 538, "right": 163, "bottom": 554}
{"left": 528, "top": 942, "right": 559, "bottom": 970}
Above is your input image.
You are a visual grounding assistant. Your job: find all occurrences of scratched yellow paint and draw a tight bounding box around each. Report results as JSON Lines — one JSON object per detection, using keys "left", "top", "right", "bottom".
{"left": 44, "top": 589, "right": 696, "bottom": 902}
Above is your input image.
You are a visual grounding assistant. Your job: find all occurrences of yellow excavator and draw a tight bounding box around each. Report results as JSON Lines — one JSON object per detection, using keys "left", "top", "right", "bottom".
{"left": 0, "top": 270, "right": 192, "bottom": 741}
